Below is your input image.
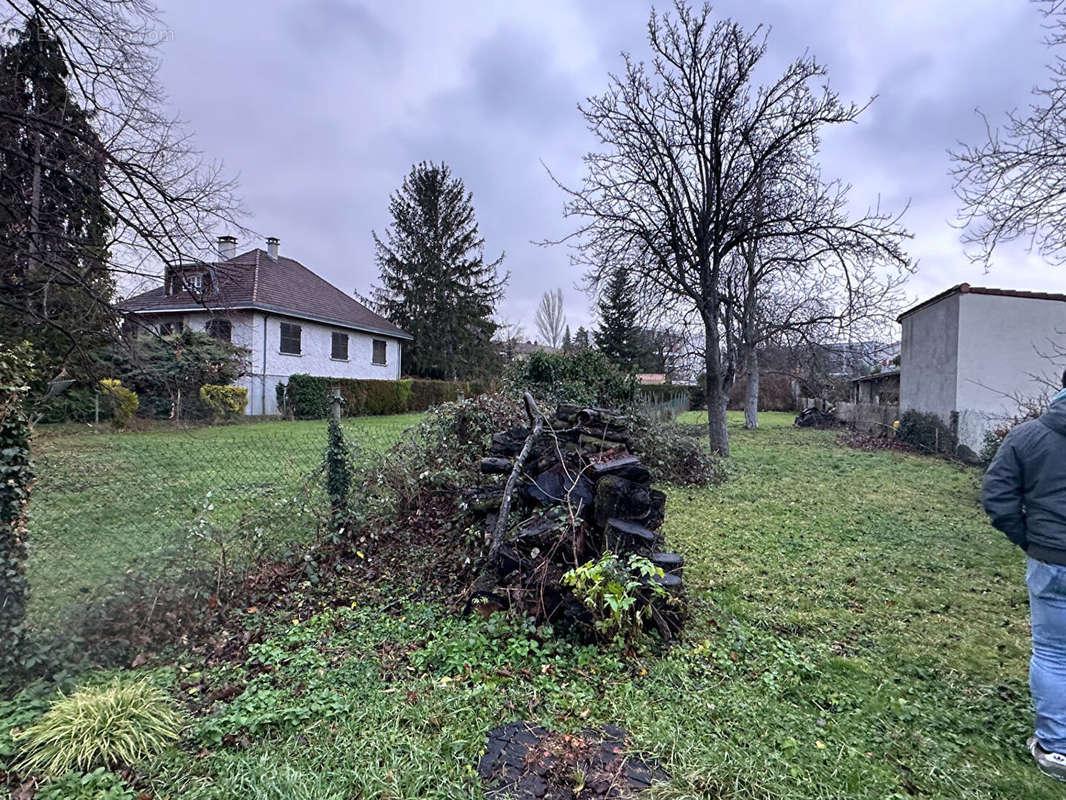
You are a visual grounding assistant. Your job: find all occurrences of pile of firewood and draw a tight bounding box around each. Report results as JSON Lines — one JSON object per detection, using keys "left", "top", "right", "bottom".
{"left": 465, "top": 394, "right": 685, "bottom": 639}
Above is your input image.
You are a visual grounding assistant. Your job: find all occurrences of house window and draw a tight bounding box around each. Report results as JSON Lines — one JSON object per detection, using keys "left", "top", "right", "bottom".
{"left": 159, "top": 319, "right": 183, "bottom": 336}
{"left": 279, "top": 322, "right": 301, "bottom": 355}
{"left": 206, "top": 319, "right": 232, "bottom": 342}
{"left": 372, "top": 339, "right": 387, "bottom": 365}
{"left": 331, "top": 331, "right": 348, "bottom": 360}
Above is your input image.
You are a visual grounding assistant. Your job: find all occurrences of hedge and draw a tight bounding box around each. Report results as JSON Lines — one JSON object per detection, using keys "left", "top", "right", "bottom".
{"left": 280, "top": 375, "right": 490, "bottom": 418}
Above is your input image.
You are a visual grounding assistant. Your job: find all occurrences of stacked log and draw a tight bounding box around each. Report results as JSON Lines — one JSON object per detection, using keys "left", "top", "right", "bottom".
{"left": 466, "top": 395, "right": 685, "bottom": 639}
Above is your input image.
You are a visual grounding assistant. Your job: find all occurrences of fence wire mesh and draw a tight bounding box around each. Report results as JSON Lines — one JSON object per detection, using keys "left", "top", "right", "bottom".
{"left": 25, "top": 414, "right": 421, "bottom": 648}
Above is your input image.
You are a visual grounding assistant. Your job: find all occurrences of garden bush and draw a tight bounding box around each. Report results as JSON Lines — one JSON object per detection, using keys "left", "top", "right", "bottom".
{"left": 281, "top": 375, "right": 415, "bottom": 418}
{"left": 34, "top": 386, "right": 103, "bottom": 424}
{"left": 407, "top": 378, "right": 494, "bottom": 411}
{"left": 376, "top": 392, "right": 521, "bottom": 513}
{"left": 15, "top": 678, "right": 183, "bottom": 777}
{"left": 198, "top": 384, "right": 248, "bottom": 418}
{"left": 505, "top": 350, "right": 635, "bottom": 408}
{"left": 562, "top": 552, "right": 666, "bottom": 645}
{"left": 98, "top": 379, "right": 138, "bottom": 428}
{"left": 630, "top": 419, "right": 726, "bottom": 486}
{"left": 896, "top": 410, "right": 956, "bottom": 456}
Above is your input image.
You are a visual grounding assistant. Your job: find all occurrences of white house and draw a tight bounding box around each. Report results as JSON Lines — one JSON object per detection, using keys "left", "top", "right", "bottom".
{"left": 121, "top": 236, "right": 412, "bottom": 414}
{"left": 898, "top": 283, "right": 1066, "bottom": 453}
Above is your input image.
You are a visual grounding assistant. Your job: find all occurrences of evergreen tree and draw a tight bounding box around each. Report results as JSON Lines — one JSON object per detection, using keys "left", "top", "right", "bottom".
{"left": 372, "top": 162, "right": 507, "bottom": 379}
{"left": 574, "top": 326, "right": 591, "bottom": 351}
{"left": 0, "top": 16, "right": 115, "bottom": 378}
{"left": 594, "top": 266, "right": 639, "bottom": 368}
{"left": 562, "top": 325, "right": 572, "bottom": 354}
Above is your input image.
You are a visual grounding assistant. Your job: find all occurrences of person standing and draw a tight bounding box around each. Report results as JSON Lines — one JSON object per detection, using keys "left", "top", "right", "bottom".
{"left": 983, "top": 371, "right": 1066, "bottom": 782}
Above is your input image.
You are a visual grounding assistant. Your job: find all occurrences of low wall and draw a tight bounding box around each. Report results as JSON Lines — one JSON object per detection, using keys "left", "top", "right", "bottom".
{"left": 835, "top": 401, "right": 899, "bottom": 437}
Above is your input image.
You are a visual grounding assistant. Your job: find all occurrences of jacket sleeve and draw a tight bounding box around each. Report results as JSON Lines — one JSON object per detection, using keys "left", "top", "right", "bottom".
{"left": 982, "top": 432, "right": 1028, "bottom": 550}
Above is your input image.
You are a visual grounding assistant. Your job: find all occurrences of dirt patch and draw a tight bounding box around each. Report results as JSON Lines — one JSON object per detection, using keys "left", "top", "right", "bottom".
{"left": 478, "top": 721, "right": 668, "bottom": 799}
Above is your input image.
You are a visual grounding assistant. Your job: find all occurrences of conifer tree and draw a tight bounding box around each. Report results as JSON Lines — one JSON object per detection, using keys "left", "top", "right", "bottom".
{"left": 594, "top": 266, "right": 639, "bottom": 368}
{"left": 574, "top": 326, "right": 591, "bottom": 351}
{"left": 0, "top": 15, "right": 115, "bottom": 377}
{"left": 562, "top": 325, "right": 572, "bottom": 353}
{"left": 372, "top": 162, "right": 507, "bottom": 379}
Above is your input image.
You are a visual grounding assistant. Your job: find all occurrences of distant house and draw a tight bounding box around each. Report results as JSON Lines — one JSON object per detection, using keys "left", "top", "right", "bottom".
{"left": 121, "top": 236, "right": 412, "bottom": 415}
{"left": 819, "top": 340, "right": 900, "bottom": 378}
{"left": 496, "top": 340, "right": 560, "bottom": 361}
{"left": 898, "top": 283, "right": 1066, "bottom": 453}
{"left": 636, "top": 373, "right": 667, "bottom": 385}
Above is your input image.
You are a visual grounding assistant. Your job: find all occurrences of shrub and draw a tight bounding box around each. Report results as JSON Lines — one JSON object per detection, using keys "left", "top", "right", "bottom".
{"left": 562, "top": 553, "right": 666, "bottom": 644}
{"left": 15, "top": 678, "right": 184, "bottom": 777}
{"left": 896, "top": 410, "right": 956, "bottom": 456}
{"left": 34, "top": 386, "right": 102, "bottom": 424}
{"left": 375, "top": 392, "right": 521, "bottom": 513}
{"left": 978, "top": 426, "right": 1011, "bottom": 468}
{"left": 198, "top": 384, "right": 247, "bottom": 418}
{"left": 285, "top": 374, "right": 330, "bottom": 419}
{"left": 361, "top": 378, "right": 412, "bottom": 415}
{"left": 505, "top": 350, "right": 635, "bottom": 408}
{"left": 98, "top": 379, "right": 138, "bottom": 428}
{"left": 630, "top": 419, "right": 726, "bottom": 486}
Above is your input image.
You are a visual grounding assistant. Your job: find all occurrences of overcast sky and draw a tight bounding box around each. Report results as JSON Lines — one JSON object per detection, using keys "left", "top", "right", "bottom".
{"left": 155, "top": 0, "right": 1061, "bottom": 338}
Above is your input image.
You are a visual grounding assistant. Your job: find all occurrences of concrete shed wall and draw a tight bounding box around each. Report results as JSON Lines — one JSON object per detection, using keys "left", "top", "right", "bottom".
{"left": 899, "top": 293, "right": 959, "bottom": 422}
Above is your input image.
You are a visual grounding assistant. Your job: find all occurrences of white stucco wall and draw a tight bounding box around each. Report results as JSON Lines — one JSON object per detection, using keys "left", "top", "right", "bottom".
{"left": 900, "top": 291, "right": 1066, "bottom": 453}
{"left": 143, "top": 311, "right": 405, "bottom": 415}
{"left": 953, "top": 293, "right": 1066, "bottom": 450}
{"left": 899, "top": 293, "right": 959, "bottom": 422}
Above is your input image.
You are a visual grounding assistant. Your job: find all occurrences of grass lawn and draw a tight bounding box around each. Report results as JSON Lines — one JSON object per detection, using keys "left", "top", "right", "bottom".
{"left": 13, "top": 410, "right": 1049, "bottom": 798}
{"left": 26, "top": 414, "right": 424, "bottom": 626}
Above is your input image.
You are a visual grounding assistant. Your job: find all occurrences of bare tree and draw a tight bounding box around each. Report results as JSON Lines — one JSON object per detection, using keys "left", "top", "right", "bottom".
{"left": 953, "top": 0, "right": 1066, "bottom": 264}
{"left": 0, "top": 1, "right": 243, "bottom": 373}
{"left": 535, "top": 288, "right": 566, "bottom": 349}
{"left": 551, "top": 3, "right": 909, "bottom": 455}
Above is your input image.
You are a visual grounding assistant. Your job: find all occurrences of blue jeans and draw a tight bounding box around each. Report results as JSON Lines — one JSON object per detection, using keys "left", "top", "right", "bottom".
{"left": 1028, "top": 556, "right": 1066, "bottom": 753}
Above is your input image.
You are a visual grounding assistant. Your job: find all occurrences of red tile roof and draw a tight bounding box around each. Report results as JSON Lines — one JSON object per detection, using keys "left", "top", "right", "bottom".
{"left": 120, "top": 249, "right": 411, "bottom": 339}
{"left": 897, "top": 283, "right": 1066, "bottom": 322}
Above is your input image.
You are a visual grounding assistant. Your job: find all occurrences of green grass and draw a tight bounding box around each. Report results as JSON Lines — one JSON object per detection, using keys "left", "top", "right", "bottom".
{"left": 16, "top": 410, "right": 1049, "bottom": 798}
{"left": 27, "top": 414, "right": 423, "bottom": 626}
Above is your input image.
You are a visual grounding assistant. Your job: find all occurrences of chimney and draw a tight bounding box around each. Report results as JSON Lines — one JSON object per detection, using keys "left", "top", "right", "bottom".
{"left": 266, "top": 236, "right": 280, "bottom": 260}
{"left": 217, "top": 235, "right": 237, "bottom": 260}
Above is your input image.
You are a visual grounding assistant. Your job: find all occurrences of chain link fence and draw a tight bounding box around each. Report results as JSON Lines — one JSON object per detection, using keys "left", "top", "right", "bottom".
{"left": 24, "top": 415, "right": 421, "bottom": 651}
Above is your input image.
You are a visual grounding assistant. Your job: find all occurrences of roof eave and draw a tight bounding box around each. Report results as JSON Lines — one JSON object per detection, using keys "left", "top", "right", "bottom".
{"left": 122, "top": 302, "right": 413, "bottom": 341}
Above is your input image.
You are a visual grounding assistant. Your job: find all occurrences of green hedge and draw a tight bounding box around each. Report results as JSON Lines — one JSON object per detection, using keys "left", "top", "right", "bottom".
{"left": 281, "top": 375, "right": 490, "bottom": 418}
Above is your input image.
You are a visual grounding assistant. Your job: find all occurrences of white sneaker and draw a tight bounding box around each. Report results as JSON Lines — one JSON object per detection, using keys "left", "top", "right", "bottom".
{"left": 1028, "top": 736, "right": 1066, "bottom": 782}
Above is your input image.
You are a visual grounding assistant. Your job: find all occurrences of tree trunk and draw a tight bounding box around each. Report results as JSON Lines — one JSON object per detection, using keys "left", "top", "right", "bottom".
{"left": 744, "top": 347, "right": 759, "bottom": 430}
{"left": 703, "top": 322, "right": 731, "bottom": 457}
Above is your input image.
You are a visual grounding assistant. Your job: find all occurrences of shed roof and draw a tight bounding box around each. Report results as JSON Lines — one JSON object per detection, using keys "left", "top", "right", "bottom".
{"left": 897, "top": 283, "right": 1066, "bottom": 323}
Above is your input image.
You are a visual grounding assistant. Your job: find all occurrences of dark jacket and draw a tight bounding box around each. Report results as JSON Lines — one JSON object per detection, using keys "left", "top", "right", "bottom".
{"left": 982, "top": 396, "right": 1066, "bottom": 565}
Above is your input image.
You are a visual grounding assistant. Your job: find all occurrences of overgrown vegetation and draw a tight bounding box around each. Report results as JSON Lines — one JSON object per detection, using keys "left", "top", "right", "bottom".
{"left": 562, "top": 553, "right": 667, "bottom": 645}
{"left": 199, "top": 384, "right": 248, "bottom": 419}
{"left": 504, "top": 350, "right": 635, "bottom": 408}
{"left": 630, "top": 417, "right": 726, "bottom": 485}
{"left": 895, "top": 409, "right": 958, "bottom": 456}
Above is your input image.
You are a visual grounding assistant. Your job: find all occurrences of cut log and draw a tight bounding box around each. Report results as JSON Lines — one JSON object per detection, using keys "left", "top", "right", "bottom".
{"left": 646, "top": 489, "right": 667, "bottom": 531}
{"left": 590, "top": 454, "right": 651, "bottom": 484}
{"left": 480, "top": 457, "right": 512, "bottom": 475}
{"left": 651, "top": 552, "right": 684, "bottom": 575}
{"left": 605, "top": 517, "right": 657, "bottom": 547}
{"left": 594, "top": 475, "right": 652, "bottom": 528}
{"left": 652, "top": 572, "right": 683, "bottom": 591}
{"left": 524, "top": 463, "right": 595, "bottom": 509}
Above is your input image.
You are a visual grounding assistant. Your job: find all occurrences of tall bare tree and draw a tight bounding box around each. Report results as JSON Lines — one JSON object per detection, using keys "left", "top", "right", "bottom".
{"left": 953, "top": 0, "right": 1066, "bottom": 264}
{"left": 535, "top": 288, "right": 566, "bottom": 349}
{"left": 552, "top": 2, "right": 909, "bottom": 454}
{"left": 0, "top": 1, "right": 242, "bottom": 374}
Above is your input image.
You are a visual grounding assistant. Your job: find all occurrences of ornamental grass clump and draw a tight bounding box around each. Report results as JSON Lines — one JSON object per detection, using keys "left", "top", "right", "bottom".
{"left": 16, "top": 679, "right": 184, "bottom": 777}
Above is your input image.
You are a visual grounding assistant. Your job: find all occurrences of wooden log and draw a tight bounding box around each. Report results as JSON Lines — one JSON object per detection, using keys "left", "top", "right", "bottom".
{"left": 605, "top": 517, "right": 657, "bottom": 552}
{"left": 651, "top": 552, "right": 684, "bottom": 575}
{"left": 590, "top": 455, "right": 651, "bottom": 484}
{"left": 594, "top": 475, "right": 652, "bottom": 528}
{"left": 480, "top": 457, "right": 512, "bottom": 475}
